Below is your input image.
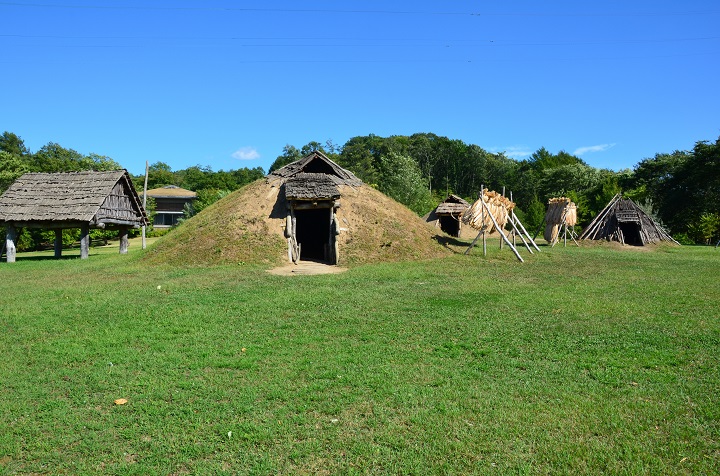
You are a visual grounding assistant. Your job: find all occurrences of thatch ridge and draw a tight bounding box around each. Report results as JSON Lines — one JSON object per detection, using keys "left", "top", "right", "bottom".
{"left": 267, "top": 151, "right": 363, "bottom": 186}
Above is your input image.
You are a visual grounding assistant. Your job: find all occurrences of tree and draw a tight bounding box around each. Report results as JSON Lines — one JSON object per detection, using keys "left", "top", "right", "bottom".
{"left": 376, "top": 152, "right": 434, "bottom": 215}
{"left": 147, "top": 161, "right": 177, "bottom": 189}
{"left": 268, "top": 145, "right": 302, "bottom": 174}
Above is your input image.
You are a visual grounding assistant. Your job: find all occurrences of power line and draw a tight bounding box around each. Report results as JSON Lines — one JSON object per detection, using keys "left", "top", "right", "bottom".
{"left": 1, "top": 2, "right": 719, "bottom": 17}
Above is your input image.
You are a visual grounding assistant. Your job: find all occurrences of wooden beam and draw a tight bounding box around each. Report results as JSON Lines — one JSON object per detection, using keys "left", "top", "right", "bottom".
{"left": 5, "top": 224, "right": 16, "bottom": 263}
{"left": 54, "top": 229, "right": 63, "bottom": 258}
{"left": 80, "top": 224, "right": 90, "bottom": 259}
{"left": 119, "top": 227, "right": 129, "bottom": 254}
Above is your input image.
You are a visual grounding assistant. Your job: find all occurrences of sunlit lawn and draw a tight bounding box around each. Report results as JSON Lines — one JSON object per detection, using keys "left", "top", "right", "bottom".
{"left": 1, "top": 240, "right": 718, "bottom": 474}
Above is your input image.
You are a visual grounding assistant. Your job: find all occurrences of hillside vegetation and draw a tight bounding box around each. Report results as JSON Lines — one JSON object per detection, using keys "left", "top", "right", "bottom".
{"left": 144, "top": 179, "right": 451, "bottom": 267}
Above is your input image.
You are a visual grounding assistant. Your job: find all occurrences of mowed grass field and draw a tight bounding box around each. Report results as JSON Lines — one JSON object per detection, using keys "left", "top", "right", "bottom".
{"left": 1, "top": 240, "right": 718, "bottom": 475}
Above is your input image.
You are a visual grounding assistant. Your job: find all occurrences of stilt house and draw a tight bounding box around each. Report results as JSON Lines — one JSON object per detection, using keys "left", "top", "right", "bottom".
{"left": 0, "top": 170, "right": 148, "bottom": 262}
{"left": 579, "top": 194, "right": 677, "bottom": 245}
{"left": 267, "top": 151, "right": 362, "bottom": 264}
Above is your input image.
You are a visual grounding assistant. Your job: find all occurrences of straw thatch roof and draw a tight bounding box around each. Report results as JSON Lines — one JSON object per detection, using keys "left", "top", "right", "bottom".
{"left": 435, "top": 194, "right": 470, "bottom": 215}
{"left": 268, "top": 151, "right": 363, "bottom": 188}
{"left": 579, "top": 194, "right": 677, "bottom": 245}
{"left": 284, "top": 173, "right": 341, "bottom": 201}
{"left": 0, "top": 170, "right": 148, "bottom": 228}
{"left": 145, "top": 185, "right": 197, "bottom": 199}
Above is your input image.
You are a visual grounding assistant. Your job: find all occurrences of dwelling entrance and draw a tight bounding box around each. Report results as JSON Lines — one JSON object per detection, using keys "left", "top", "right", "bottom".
{"left": 293, "top": 205, "right": 336, "bottom": 263}
{"left": 438, "top": 215, "right": 460, "bottom": 237}
{"left": 618, "top": 220, "right": 642, "bottom": 245}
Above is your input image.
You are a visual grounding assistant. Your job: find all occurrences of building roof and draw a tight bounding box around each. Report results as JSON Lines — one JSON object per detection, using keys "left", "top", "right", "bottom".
{"left": 267, "top": 151, "right": 363, "bottom": 187}
{"left": 145, "top": 185, "right": 197, "bottom": 199}
{"left": 0, "top": 170, "right": 148, "bottom": 227}
{"left": 435, "top": 194, "right": 470, "bottom": 215}
{"left": 284, "top": 173, "right": 341, "bottom": 200}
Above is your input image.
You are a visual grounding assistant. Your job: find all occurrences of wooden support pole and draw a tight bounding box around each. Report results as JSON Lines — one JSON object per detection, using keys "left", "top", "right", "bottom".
{"left": 480, "top": 186, "right": 487, "bottom": 257}
{"left": 54, "top": 229, "right": 63, "bottom": 258}
{"left": 5, "top": 224, "right": 17, "bottom": 263}
{"left": 507, "top": 214, "right": 534, "bottom": 254}
{"left": 119, "top": 227, "right": 129, "bottom": 254}
{"left": 480, "top": 199, "right": 524, "bottom": 262}
{"left": 142, "top": 160, "right": 149, "bottom": 250}
{"left": 80, "top": 224, "right": 90, "bottom": 259}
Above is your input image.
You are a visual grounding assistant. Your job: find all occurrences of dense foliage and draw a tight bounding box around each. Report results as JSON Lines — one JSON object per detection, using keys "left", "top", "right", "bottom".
{"left": 274, "top": 133, "right": 719, "bottom": 244}
{"left": 2, "top": 130, "right": 719, "bottom": 246}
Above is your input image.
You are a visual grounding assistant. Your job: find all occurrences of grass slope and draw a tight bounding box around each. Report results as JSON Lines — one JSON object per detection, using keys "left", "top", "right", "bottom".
{"left": 0, "top": 243, "right": 719, "bottom": 474}
{"left": 143, "top": 179, "right": 450, "bottom": 267}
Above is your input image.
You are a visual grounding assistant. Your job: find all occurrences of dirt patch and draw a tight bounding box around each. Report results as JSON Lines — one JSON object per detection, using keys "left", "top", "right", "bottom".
{"left": 267, "top": 261, "right": 348, "bottom": 276}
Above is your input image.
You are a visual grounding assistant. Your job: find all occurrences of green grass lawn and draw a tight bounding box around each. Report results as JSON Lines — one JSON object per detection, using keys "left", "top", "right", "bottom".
{"left": 1, "top": 241, "right": 718, "bottom": 474}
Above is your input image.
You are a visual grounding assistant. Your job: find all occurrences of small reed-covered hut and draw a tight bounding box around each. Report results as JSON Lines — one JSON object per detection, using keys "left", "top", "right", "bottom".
{"left": 424, "top": 194, "right": 471, "bottom": 237}
{"left": 0, "top": 170, "right": 148, "bottom": 262}
{"left": 544, "top": 197, "right": 578, "bottom": 244}
{"left": 579, "top": 194, "right": 677, "bottom": 245}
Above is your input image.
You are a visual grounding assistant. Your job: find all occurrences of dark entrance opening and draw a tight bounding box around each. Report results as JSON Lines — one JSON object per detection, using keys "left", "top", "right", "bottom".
{"left": 439, "top": 215, "right": 460, "bottom": 237}
{"left": 294, "top": 207, "right": 333, "bottom": 262}
{"left": 618, "top": 221, "right": 643, "bottom": 245}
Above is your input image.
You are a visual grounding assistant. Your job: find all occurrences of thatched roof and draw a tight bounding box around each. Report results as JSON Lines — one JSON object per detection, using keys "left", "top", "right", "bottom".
{"left": 268, "top": 151, "right": 363, "bottom": 187}
{"left": 145, "top": 185, "right": 197, "bottom": 199}
{"left": 0, "top": 170, "right": 148, "bottom": 228}
{"left": 579, "top": 194, "right": 677, "bottom": 245}
{"left": 284, "top": 173, "right": 340, "bottom": 200}
{"left": 435, "top": 194, "right": 470, "bottom": 215}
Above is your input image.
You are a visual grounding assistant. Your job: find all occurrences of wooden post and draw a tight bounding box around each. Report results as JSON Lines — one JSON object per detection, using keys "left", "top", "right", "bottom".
{"left": 80, "top": 224, "right": 90, "bottom": 259}
{"left": 480, "top": 199, "right": 524, "bottom": 262}
{"left": 119, "top": 227, "right": 129, "bottom": 254}
{"left": 480, "top": 186, "right": 487, "bottom": 257}
{"left": 54, "top": 229, "right": 63, "bottom": 258}
{"left": 142, "top": 160, "right": 149, "bottom": 250}
{"left": 5, "top": 224, "right": 16, "bottom": 263}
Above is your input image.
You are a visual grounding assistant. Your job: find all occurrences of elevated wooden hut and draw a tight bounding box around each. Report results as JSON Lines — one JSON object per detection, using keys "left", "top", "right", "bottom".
{"left": 579, "top": 194, "right": 677, "bottom": 245}
{"left": 424, "top": 194, "right": 471, "bottom": 237}
{"left": 0, "top": 170, "right": 148, "bottom": 262}
{"left": 267, "top": 151, "right": 362, "bottom": 264}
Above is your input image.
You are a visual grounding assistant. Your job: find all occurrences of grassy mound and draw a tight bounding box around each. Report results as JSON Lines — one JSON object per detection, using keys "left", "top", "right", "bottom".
{"left": 144, "top": 179, "right": 450, "bottom": 267}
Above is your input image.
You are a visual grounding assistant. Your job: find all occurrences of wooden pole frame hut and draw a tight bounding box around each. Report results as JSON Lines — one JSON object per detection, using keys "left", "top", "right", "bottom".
{"left": 0, "top": 170, "right": 148, "bottom": 262}
{"left": 579, "top": 193, "right": 678, "bottom": 245}
{"left": 267, "top": 151, "right": 362, "bottom": 265}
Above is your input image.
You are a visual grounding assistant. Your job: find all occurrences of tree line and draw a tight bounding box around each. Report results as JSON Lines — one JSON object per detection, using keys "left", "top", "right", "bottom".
{"left": 270, "top": 133, "right": 719, "bottom": 244}
{"left": 2, "top": 130, "right": 719, "bottom": 248}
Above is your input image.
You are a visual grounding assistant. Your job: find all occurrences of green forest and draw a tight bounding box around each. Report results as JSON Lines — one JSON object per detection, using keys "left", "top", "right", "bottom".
{"left": 1, "top": 131, "right": 719, "bottom": 249}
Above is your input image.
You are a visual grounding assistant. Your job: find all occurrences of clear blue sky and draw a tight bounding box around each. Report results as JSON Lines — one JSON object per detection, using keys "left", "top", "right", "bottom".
{"left": 2, "top": 1, "right": 719, "bottom": 176}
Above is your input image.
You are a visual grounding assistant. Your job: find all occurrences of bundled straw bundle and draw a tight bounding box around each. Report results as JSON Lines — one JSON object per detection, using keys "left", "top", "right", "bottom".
{"left": 543, "top": 197, "right": 577, "bottom": 243}
{"left": 462, "top": 190, "right": 515, "bottom": 232}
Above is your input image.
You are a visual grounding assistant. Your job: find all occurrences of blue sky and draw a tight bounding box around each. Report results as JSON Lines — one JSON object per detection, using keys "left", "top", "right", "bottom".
{"left": 2, "top": 1, "right": 719, "bottom": 176}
